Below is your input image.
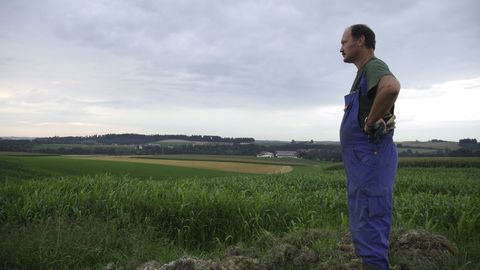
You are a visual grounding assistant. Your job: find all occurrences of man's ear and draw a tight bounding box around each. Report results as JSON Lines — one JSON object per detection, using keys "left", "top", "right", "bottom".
{"left": 357, "top": 35, "right": 365, "bottom": 47}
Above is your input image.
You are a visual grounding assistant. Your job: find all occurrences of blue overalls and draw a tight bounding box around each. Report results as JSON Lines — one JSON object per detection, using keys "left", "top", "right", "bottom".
{"left": 340, "top": 74, "right": 397, "bottom": 270}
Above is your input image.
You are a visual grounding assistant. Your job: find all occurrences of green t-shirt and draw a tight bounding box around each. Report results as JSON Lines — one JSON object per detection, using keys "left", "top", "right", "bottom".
{"left": 349, "top": 57, "right": 396, "bottom": 129}
{"left": 350, "top": 57, "right": 393, "bottom": 94}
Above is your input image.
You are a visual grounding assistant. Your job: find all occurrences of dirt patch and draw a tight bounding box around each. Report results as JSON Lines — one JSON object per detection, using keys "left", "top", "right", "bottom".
{"left": 389, "top": 229, "right": 458, "bottom": 269}
{"left": 73, "top": 156, "right": 293, "bottom": 174}
{"left": 107, "top": 229, "right": 458, "bottom": 270}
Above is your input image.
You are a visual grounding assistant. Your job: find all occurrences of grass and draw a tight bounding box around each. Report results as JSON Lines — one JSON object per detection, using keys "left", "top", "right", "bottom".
{"left": 397, "top": 141, "right": 461, "bottom": 150}
{"left": 0, "top": 154, "right": 322, "bottom": 180}
{"left": 74, "top": 156, "right": 295, "bottom": 174}
{"left": 135, "top": 154, "right": 316, "bottom": 166}
{"left": 0, "top": 155, "right": 479, "bottom": 269}
{"left": 0, "top": 218, "right": 190, "bottom": 270}
{"left": 398, "top": 157, "right": 480, "bottom": 168}
{"left": 0, "top": 155, "right": 247, "bottom": 180}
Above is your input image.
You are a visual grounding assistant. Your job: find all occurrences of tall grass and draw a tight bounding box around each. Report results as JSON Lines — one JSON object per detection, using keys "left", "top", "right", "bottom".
{"left": 0, "top": 173, "right": 349, "bottom": 247}
{"left": 0, "top": 159, "right": 479, "bottom": 269}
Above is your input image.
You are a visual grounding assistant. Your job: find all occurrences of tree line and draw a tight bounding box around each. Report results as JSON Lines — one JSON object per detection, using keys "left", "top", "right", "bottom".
{"left": 0, "top": 138, "right": 344, "bottom": 161}
{"left": 1, "top": 135, "right": 479, "bottom": 160}
{"left": 32, "top": 134, "right": 255, "bottom": 145}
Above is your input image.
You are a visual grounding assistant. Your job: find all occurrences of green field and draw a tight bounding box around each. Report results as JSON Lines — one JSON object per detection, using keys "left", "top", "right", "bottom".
{"left": 0, "top": 155, "right": 251, "bottom": 180}
{"left": 396, "top": 140, "right": 462, "bottom": 155}
{"left": 0, "top": 154, "right": 479, "bottom": 269}
{"left": 134, "top": 154, "right": 313, "bottom": 165}
{"left": 397, "top": 141, "right": 461, "bottom": 150}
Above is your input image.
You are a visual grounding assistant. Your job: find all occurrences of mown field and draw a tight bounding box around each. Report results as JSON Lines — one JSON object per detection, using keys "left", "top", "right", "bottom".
{"left": 0, "top": 153, "right": 479, "bottom": 269}
{"left": 0, "top": 155, "right": 246, "bottom": 180}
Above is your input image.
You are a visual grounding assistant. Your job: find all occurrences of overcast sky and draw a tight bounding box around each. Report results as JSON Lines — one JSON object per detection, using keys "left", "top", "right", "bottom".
{"left": 1, "top": 0, "right": 479, "bottom": 141}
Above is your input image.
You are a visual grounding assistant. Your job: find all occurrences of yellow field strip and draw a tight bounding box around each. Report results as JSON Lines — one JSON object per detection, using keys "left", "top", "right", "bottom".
{"left": 72, "top": 156, "right": 293, "bottom": 174}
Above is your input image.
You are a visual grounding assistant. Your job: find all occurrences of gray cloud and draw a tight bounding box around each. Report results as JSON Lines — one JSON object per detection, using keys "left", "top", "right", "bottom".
{"left": 1, "top": 0, "right": 479, "bottom": 139}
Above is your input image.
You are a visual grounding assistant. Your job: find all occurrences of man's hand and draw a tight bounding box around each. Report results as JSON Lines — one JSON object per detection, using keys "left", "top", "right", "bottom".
{"left": 363, "top": 74, "right": 400, "bottom": 143}
{"left": 364, "top": 118, "right": 386, "bottom": 143}
{"left": 365, "top": 75, "right": 400, "bottom": 127}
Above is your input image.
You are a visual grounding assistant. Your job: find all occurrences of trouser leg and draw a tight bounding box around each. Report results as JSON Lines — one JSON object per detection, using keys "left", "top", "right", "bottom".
{"left": 345, "top": 143, "right": 396, "bottom": 270}
{"left": 349, "top": 195, "right": 391, "bottom": 270}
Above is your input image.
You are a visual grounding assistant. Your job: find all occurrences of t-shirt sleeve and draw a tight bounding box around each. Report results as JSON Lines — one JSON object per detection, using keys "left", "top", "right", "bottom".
{"left": 365, "top": 59, "right": 393, "bottom": 92}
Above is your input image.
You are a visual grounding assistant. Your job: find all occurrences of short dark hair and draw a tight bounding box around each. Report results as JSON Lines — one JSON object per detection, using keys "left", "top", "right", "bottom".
{"left": 350, "top": 24, "right": 376, "bottom": 50}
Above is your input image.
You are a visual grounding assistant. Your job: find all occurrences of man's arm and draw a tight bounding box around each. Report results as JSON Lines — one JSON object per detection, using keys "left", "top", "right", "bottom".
{"left": 364, "top": 75, "right": 400, "bottom": 132}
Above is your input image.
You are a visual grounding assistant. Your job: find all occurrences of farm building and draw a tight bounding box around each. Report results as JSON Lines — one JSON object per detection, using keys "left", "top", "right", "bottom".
{"left": 256, "top": 151, "right": 274, "bottom": 158}
{"left": 275, "top": 151, "right": 298, "bottom": 158}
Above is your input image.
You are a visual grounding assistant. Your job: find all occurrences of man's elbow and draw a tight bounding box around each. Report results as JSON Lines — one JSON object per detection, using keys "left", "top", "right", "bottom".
{"left": 386, "top": 79, "right": 400, "bottom": 96}
{"left": 379, "top": 76, "right": 401, "bottom": 96}
{"left": 389, "top": 83, "right": 400, "bottom": 96}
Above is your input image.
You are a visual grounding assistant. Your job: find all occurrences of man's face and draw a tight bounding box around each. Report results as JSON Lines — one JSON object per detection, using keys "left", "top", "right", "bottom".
{"left": 340, "top": 28, "right": 359, "bottom": 63}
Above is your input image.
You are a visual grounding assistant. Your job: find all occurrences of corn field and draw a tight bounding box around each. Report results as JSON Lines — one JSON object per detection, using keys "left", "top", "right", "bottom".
{"left": 0, "top": 157, "right": 479, "bottom": 269}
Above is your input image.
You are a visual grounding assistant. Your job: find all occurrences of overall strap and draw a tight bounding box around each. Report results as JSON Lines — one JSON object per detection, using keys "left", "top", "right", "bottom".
{"left": 358, "top": 72, "right": 373, "bottom": 129}
{"left": 360, "top": 72, "right": 368, "bottom": 96}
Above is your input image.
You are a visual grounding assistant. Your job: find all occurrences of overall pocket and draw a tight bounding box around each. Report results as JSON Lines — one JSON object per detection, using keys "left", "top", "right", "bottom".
{"left": 368, "top": 195, "right": 388, "bottom": 218}
{"left": 352, "top": 145, "right": 379, "bottom": 167}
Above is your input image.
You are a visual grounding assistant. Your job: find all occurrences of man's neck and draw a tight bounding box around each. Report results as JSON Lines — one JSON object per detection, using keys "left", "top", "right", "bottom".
{"left": 355, "top": 51, "right": 375, "bottom": 70}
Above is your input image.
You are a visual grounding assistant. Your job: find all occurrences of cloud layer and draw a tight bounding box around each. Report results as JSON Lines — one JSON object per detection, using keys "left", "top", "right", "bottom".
{"left": 1, "top": 0, "right": 479, "bottom": 140}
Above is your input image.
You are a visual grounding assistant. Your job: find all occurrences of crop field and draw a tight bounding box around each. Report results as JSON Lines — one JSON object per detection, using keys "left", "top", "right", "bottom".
{"left": 0, "top": 155, "right": 252, "bottom": 180}
{"left": 397, "top": 141, "right": 461, "bottom": 150}
{"left": 396, "top": 141, "right": 463, "bottom": 155}
{"left": 133, "top": 154, "right": 313, "bottom": 165}
{"left": 0, "top": 153, "right": 479, "bottom": 269}
{"left": 72, "top": 156, "right": 294, "bottom": 174}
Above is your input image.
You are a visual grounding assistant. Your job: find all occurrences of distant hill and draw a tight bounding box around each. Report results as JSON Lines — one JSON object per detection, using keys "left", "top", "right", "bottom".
{"left": 397, "top": 140, "right": 460, "bottom": 150}
{"left": 396, "top": 140, "right": 461, "bottom": 151}
{"left": 0, "top": 137, "right": 36, "bottom": 140}
{"left": 1, "top": 135, "right": 478, "bottom": 158}
{"left": 31, "top": 134, "right": 255, "bottom": 145}
{"left": 148, "top": 139, "right": 235, "bottom": 146}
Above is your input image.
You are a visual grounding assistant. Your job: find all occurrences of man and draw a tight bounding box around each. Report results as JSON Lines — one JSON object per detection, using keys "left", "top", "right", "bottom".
{"left": 339, "top": 24, "right": 400, "bottom": 270}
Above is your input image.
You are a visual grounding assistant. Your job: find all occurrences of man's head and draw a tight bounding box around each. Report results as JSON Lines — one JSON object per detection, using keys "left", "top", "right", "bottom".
{"left": 340, "top": 24, "right": 375, "bottom": 64}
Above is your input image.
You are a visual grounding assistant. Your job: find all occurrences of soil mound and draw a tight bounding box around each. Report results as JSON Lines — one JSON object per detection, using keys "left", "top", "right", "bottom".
{"left": 389, "top": 229, "right": 458, "bottom": 269}
{"left": 108, "top": 229, "right": 458, "bottom": 270}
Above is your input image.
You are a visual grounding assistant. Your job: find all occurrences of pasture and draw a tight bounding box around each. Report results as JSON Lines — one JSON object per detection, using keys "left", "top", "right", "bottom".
{"left": 0, "top": 155, "right": 251, "bottom": 180}
{"left": 0, "top": 153, "right": 479, "bottom": 269}
{"left": 72, "top": 156, "right": 293, "bottom": 174}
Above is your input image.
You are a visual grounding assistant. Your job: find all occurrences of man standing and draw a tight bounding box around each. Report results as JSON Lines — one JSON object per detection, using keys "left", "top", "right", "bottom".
{"left": 339, "top": 24, "right": 400, "bottom": 270}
